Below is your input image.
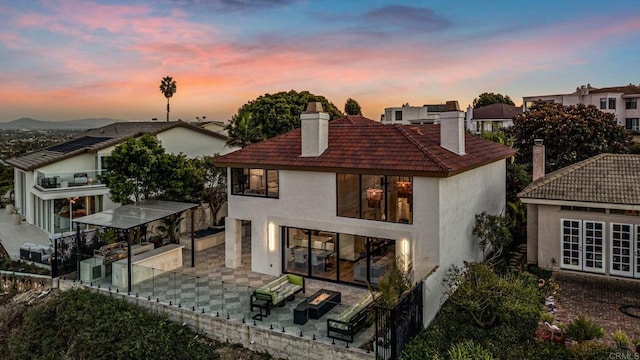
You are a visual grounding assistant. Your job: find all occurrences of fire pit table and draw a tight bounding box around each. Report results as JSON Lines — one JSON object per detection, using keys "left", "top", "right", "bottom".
{"left": 307, "top": 289, "right": 341, "bottom": 320}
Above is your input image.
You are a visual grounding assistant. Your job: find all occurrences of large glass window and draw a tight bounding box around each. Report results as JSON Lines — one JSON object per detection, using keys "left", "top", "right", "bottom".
{"left": 54, "top": 196, "right": 97, "bottom": 233}
{"left": 336, "top": 174, "right": 412, "bottom": 224}
{"left": 282, "top": 226, "right": 398, "bottom": 287}
{"left": 626, "top": 98, "right": 638, "bottom": 110}
{"left": 230, "top": 168, "right": 278, "bottom": 198}
{"left": 626, "top": 118, "right": 640, "bottom": 132}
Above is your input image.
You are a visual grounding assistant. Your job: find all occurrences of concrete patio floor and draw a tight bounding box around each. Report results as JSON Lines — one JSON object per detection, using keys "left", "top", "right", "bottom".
{"left": 0, "top": 208, "right": 50, "bottom": 260}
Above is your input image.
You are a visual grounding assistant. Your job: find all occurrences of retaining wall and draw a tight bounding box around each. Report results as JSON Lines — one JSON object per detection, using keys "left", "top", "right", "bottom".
{"left": 58, "top": 280, "right": 373, "bottom": 360}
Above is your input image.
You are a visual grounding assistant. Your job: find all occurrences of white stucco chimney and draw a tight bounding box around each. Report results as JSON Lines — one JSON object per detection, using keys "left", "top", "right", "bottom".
{"left": 532, "top": 139, "right": 545, "bottom": 181}
{"left": 465, "top": 105, "right": 473, "bottom": 132}
{"left": 300, "top": 102, "right": 330, "bottom": 157}
{"left": 440, "top": 110, "right": 466, "bottom": 155}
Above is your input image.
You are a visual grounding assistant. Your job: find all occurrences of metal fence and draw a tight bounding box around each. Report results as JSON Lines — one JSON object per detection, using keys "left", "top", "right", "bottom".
{"left": 375, "top": 282, "right": 423, "bottom": 359}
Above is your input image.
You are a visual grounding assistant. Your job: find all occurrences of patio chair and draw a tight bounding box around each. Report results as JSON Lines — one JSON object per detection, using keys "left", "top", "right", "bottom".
{"left": 293, "top": 248, "right": 307, "bottom": 269}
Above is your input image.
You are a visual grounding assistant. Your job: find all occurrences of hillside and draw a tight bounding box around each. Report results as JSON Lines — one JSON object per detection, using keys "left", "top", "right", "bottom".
{"left": 0, "top": 117, "right": 121, "bottom": 130}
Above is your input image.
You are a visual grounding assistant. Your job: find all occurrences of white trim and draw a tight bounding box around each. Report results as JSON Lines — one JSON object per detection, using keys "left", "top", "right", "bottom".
{"left": 582, "top": 220, "right": 606, "bottom": 274}
{"left": 521, "top": 198, "right": 640, "bottom": 211}
{"left": 610, "top": 223, "right": 633, "bottom": 277}
{"left": 635, "top": 225, "right": 640, "bottom": 279}
{"left": 560, "top": 218, "right": 582, "bottom": 271}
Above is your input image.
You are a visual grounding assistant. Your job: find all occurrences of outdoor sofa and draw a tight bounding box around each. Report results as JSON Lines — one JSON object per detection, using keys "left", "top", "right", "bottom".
{"left": 252, "top": 274, "right": 305, "bottom": 309}
{"left": 327, "top": 292, "right": 377, "bottom": 342}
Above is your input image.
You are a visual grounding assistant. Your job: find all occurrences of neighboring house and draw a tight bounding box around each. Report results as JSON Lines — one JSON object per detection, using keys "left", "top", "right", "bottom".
{"left": 4, "top": 121, "right": 236, "bottom": 235}
{"left": 519, "top": 141, "right": 640, "bottom": 279}
{"left": 523, "top": 84, "right": 640, "bottom": 131}
{"left": 214, "top": 102, "right": 514, "bottom": 325}
{"left": 380, "top": 101, "right": 460, "bottom": 125}
{"left": 465, "top": 103, "right": 522, "bottom": 134}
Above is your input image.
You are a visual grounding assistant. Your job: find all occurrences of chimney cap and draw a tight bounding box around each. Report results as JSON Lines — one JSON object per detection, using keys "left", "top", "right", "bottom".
{"left": 534, "top": 139, "right": 544, "bottom": 146}
{"left": 304, "top": 102, "right": 324, "bottom": 113}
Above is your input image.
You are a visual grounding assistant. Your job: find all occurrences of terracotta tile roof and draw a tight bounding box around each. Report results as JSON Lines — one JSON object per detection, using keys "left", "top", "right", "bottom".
{"left": 589, "top": 84, "right": 640, "bottom": 96}
{"left": 518, "top": 154, "right": 640, "bottom": 205}
{"left": 5, "top": 121, "right": 228, "bottom": 171}
{"left": 214, "top": 116, "right": 514, "bottom": 176}
{"left": 472, "top": 103, "right": 522, "bottom": 120}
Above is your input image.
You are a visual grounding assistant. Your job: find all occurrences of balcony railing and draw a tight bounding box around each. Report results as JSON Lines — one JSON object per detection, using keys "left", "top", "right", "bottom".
{"left": 35, "top": 170, "right": 106, "bottom": 190}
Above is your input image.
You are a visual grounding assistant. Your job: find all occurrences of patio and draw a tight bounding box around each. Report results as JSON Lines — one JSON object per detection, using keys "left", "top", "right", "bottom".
{"left": 553, "top": 271, "right": 640, "bottom": 344}
{"left": 78, "top": 235, "right": 375, "bottom": 349}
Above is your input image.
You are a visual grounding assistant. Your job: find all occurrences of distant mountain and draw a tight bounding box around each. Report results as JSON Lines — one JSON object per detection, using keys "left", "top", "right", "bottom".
{"left": 0, "top": 118, "right": 122, "bottom": 130}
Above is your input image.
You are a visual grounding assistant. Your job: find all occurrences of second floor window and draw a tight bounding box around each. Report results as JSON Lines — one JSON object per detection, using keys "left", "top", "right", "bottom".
{"left": 231, "top": 168, "right": 279, "bottom": 198}
{"left": 395, "top": 111, "right": 403, "bottom": 121}
{"left": 600, "top": 98, "right": 607, "bottom": 109}
{"left": 609, "top": 98, "right": 616, "bottom": 110}
{"left": 337, "top": 174, "right": 412, "bottom": 224}
{"left": 626, "top": 98, "right": 638, "bottom": 110}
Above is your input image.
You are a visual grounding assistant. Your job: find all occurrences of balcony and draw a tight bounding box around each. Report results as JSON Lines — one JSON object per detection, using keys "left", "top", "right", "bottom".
{"left": 35, "top": 170, "right": 106, "bottom": 191}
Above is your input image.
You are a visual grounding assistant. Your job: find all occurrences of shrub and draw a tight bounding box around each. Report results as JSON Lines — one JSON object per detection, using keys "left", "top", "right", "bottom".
{"left": 570, "top": 341, "right": 615, "bottom": 360}
{"left": 612, "top": 329, "right": 630, "bottom": 349}
{"left": 448, "top": 340, "right": 495, "bottom": 360}
{"left": 566, "top": 316, "right": 604, "bottom": 342}
{"left": 403, "top": 263, "right": 544, "bottom": 359}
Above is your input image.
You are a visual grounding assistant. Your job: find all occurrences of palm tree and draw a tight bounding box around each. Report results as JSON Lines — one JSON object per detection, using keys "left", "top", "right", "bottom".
{"left": 159, "top": 76, "right": 177, "bottom": 122}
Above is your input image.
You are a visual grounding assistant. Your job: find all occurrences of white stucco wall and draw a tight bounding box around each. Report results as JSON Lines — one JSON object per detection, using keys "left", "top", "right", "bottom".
{"left": 226, "top": 169, "right": 417, "bottom": 276}
{"left": 422, "top": 160, "right": 507, "bottom": 325}
{"left": 156, "top": 127, "right": 236, "bottom": 157}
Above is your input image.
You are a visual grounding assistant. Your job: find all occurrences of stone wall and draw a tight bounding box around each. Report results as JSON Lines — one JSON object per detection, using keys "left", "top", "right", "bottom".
{"left": 58, "top": 281, "right": 372, "bottom": 360}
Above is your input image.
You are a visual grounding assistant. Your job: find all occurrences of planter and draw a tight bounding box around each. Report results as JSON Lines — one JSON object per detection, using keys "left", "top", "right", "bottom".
{"left": 12, "top": 213, "right": 21, "bottom": 225}
{"left": 553, "top": 332, "right": 565, "bottom": 343}
{"left": 535, "top": 329, "right": 552, "bottom": 342}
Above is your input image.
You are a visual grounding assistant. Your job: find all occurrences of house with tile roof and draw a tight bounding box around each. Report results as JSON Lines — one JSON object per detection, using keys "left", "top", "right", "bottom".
{"left": 465, "top": 103, "right": 523, "bottom": 133}
{"left": 5, "top": 121, "right": 236, "bottom": 235}
{"left": 214, "top": 102, "right": 514, "bottom": 325}
{"left": 519, "top": 141, "right": 640, "bottom": 279}
{"left": 523, "top": 84, "right": 640, "bottom": 131}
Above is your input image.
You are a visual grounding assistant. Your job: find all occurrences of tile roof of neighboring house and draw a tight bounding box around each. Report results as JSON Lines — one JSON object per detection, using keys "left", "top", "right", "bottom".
{"left": 472, "top": 103, "right": 522, "bottom": 120}
{"left": 518, "top": 154, "right": 640, "bottom": 205}
{"left": 588, "top": 84, "right": 640, "bottom": 96}
{"left": 214, "top": 115, "right": 514, "bottom": 176}
{"left": 5, "top": 121, "right": 228, "bottom": 171}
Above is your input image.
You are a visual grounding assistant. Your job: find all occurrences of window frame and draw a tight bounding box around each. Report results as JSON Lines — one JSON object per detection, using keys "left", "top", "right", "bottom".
{"left": 609, "top": 98, "right": 616, "bottom": 110}
{"left": 626, "top": 98, "right": 638, "bottom": 110}
{"left": 336, "top": 173, "right": 412, "bottom": 224}
{"left": 600, "top": 98, "right": 607, "bottom": 109}
{"left": 230, "top": 167, "right": 279, "bottom": 199}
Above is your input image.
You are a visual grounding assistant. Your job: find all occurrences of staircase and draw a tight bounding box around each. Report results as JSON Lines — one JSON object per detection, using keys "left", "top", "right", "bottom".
{"left": 508, "top": 243, "right": 527, "bottom": 272}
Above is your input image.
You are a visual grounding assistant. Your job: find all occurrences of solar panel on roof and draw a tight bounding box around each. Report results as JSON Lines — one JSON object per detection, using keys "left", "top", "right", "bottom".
{"left": 47, "top": 136, "right": 112, "bottom": 154}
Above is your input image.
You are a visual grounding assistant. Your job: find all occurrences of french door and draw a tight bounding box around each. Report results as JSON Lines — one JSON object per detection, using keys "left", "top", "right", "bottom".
{"left": 560, "top": 219, "right": 605, "bottom": 273}
{"left": 610, "top": 223, "right": 640, "bottom": 278}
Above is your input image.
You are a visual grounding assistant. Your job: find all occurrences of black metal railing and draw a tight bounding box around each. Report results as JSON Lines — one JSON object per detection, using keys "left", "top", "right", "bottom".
{"left": 375, "top": 282, "right": 423, "bottom": 359}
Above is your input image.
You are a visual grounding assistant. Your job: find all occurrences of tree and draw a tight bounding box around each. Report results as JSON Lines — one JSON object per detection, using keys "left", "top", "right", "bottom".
{"left": 193, "top": 155, "right": 227, "bottom": 226}
{"left": 102, "top": 134, "right": 168, "bottom": 203}
{"left": 344, "top": 98, "right": 362, "bottom": 115}
{"left": 473, "top": 92, "right": 515, "bottom": 108}
{"left": 159, "top": 76, "right": 177, "bottom": 122}
{"left": 225, "top": 90, "right": 342, "bottom": 146}
{"left": 473, "top": 211, "right": 512, "bottom": 266}
{"left": 102, "top": 134, "right": 205, "bottom": 204}
{"left": 225, "top": 112, "right": 265, "bottom": 148}
{"left": 510, "top": 102, "right": 632, "bottom": 173}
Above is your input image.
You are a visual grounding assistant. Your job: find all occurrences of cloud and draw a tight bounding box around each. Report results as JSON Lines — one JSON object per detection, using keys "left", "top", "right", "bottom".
{"left": 363, "top": 5, "right": 450, "bottom": 32}
{"left": 166, "top": 0, "right": 300, "bottom": 12}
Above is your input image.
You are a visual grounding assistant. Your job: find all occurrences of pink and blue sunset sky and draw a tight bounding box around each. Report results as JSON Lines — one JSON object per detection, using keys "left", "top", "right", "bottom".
{"left": 1, "top": 0, "right": 639, "bottom": 123}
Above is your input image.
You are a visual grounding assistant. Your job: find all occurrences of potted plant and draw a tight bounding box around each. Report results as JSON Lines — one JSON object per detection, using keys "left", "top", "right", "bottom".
{"left": 612, "top": 330, "right": 630, "bottom": 350}
{"left": 553, "top": 322, "right": 566, "bottom": 343}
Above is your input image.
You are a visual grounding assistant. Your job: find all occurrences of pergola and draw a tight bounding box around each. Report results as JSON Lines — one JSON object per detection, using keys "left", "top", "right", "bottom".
{"left": 69, "top": 199, "right": 199, "bottom": 292}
